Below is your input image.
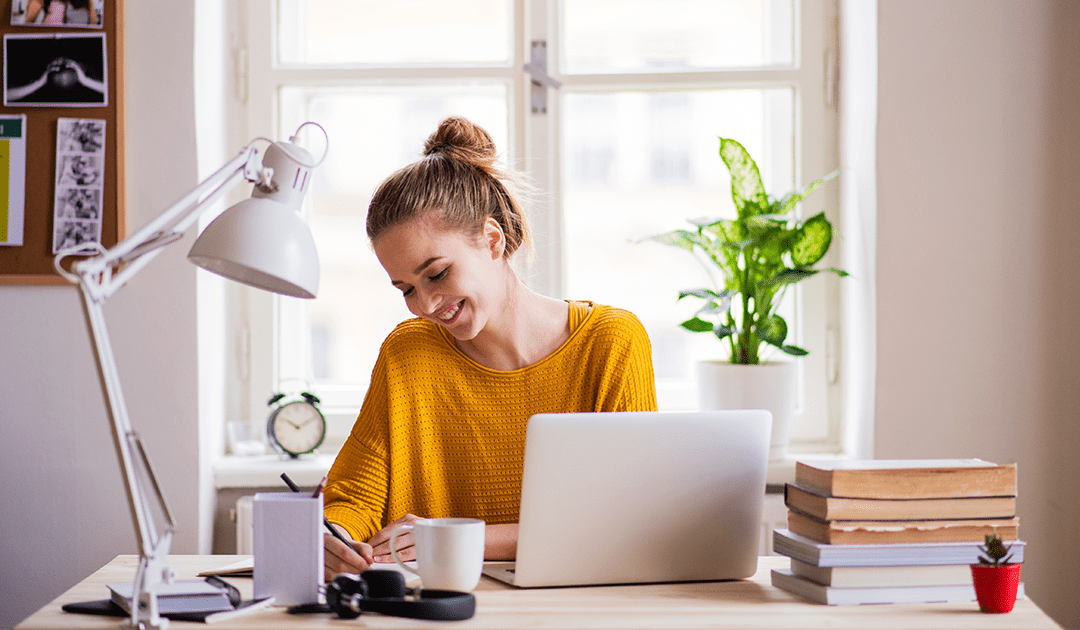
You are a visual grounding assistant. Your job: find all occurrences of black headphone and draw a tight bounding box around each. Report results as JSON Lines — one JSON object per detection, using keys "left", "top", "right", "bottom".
{"left": 325, "top": 571, "right": 476, "bottom": 621}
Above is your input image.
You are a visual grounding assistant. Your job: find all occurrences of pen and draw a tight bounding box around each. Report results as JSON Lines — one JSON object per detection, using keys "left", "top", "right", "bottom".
{"left": 280, "top": 473, "right": 354, "bottom": 550}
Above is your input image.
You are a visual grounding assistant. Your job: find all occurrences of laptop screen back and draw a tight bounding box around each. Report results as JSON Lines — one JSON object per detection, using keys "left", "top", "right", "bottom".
{"left": 510, "top": 410, "right": 771, "bottom": 587}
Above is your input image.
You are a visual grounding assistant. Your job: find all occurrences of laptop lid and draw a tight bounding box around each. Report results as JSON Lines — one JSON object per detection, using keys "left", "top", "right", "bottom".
{"left": 501, "top": 410, "right": 771, "bottom": 588}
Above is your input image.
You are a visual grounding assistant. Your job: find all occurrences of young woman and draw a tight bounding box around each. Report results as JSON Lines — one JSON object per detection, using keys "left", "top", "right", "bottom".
{"left": 322, "top": 116, "right": 657, "bottom": 580}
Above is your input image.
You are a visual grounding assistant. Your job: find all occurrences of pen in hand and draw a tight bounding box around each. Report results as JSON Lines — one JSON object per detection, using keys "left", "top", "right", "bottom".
{"left": 279, "top": 473, "right": 357, "bottom": 556}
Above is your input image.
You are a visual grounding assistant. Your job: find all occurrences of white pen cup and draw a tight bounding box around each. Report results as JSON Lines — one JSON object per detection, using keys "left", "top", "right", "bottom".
{"left": 389, "top": 518, "right": 485, "bottom": 592}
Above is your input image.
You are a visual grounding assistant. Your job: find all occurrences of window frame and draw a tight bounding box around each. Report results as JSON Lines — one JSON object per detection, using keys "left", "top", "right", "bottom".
{"left": 231, "top": 0, "right": 845, "bottom": 456}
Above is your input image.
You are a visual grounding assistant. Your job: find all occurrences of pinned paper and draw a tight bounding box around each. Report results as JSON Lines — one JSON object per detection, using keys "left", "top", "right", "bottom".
{"left": 0, "top": 114, "right": 26, "bottom": 246}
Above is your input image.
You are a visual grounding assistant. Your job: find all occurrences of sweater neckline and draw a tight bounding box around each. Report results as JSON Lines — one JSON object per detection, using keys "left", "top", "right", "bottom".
{"left": 434, "top": 300, "right": 601, "bottom": 375}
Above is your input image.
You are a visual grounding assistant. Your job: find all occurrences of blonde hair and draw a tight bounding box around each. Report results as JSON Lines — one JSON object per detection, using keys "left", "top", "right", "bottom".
{"left": 367, "top": 116, "right": 530, "bottom": 257}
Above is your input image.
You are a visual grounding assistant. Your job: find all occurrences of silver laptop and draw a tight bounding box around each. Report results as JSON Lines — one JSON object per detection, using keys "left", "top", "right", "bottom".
{"left": 482, "top": 410, "right": 771, "bottom": 587}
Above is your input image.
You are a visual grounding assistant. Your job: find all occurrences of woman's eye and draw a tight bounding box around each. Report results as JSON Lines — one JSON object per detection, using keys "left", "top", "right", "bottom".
{"left": 402, "top": 287, "right": 414, "bottom": 297}
{"left": 429, "top": 268, "right": 448, "bottom": 282}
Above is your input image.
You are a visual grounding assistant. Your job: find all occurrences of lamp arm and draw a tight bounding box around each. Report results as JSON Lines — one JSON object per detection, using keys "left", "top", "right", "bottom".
{"left": 65, "top": 146, "right": 262, "bottom": 303}
{"left": 60, "top": 144, "right": 264, "bottom": 630}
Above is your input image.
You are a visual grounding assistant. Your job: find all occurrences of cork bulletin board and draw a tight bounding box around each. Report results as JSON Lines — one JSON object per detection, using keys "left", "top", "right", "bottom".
{"left": 0, "top": 0, "right": 123, "bottom": 284}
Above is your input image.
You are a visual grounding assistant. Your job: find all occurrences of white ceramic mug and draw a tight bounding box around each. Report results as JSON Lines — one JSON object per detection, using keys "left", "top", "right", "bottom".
{"left": 389, "top": 518, "right": 485, "bottom": 592}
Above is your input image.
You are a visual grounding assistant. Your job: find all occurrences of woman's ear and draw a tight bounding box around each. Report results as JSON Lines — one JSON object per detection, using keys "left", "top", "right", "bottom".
{"left": 483, "top": 217, "right": 506, "bottom": 260}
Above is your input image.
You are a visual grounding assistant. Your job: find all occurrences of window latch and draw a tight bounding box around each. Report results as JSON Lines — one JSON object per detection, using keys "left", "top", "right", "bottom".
{"left": 523, "top": 40, "right": 561, "bottom": 114}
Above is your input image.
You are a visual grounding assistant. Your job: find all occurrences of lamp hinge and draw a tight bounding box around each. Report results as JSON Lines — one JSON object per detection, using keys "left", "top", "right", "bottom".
{"left": 235, "top": 46, "right": 249, "bottom": 104}
{"left": 523, "top": 40, "right": 561, "bottom": 115}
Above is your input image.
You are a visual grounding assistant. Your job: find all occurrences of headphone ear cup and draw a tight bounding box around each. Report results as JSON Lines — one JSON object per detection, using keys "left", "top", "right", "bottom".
{"left": 326, "top": 573, "right": 368, "bottom": 619}
{"left": 361, "top": 570, "right": 407, "bottom": 599}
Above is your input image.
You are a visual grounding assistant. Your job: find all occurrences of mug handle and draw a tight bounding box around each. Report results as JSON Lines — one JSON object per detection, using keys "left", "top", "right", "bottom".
{"left": 389, "top": 524, "right": 420, "bottom": 576}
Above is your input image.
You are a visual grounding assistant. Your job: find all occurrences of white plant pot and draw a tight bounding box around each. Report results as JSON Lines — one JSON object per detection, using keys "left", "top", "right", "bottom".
{"left": 697, "top": 360, "right": 796, "bottom": 462}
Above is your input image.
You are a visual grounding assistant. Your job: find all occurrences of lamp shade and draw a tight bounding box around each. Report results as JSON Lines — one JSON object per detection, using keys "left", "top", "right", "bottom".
{"left": 188, "top": 196, "right": 320, "bottom": 298}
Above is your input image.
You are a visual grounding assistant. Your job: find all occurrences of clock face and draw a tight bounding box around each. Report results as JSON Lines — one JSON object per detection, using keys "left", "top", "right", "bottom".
{"left": 269, "top": 401, "right": 326, "bottom": 456}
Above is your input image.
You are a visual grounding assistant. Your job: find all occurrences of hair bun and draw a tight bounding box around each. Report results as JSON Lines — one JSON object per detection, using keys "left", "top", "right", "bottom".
{"left": 423, "top": 116, "right": 497, "bottom": 167}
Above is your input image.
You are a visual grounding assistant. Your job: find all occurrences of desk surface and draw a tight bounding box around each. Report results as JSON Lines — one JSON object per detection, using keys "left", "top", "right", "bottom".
{"left": 16, "top": 555, "right": 1062, "bottom": 630}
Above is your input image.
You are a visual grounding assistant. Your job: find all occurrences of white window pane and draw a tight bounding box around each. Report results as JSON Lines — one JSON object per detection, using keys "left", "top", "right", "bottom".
{"left": 280, "top": 84, "right": 509, "bottom": 385}
{"left": 278, "top": 0, "right": 512, "bottom": 65}
{"left": 561, "top": 0, "right": 794, "bottom": 74}
{"left": 562, "top": 88, "right": 794, "bottom": 403}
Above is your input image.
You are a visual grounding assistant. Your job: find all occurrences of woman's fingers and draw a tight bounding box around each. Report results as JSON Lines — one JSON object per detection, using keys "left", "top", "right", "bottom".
{"left": 367, "top": 513, "right": 421, "bottom": 562}
{"left": 323, "top": 533, "right": 373, "bottom": 582}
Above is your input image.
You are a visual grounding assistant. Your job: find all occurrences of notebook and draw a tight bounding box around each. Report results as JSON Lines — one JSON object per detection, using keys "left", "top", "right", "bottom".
{"left": 483, "top": 410, "right": 771, "bottom": 587}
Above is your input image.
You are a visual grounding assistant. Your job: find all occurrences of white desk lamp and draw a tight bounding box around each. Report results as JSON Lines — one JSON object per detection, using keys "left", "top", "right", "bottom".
{"left": 55, "top": 122, "right": 327, "bottom": 629}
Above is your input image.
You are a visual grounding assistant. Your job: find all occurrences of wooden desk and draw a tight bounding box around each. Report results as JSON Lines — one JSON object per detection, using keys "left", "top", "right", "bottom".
{"left": 15, "top": 555, "right": 1062, "bottom": 629}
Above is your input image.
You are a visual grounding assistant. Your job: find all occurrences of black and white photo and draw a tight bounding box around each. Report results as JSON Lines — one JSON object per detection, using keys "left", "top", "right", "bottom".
{"left": 3, "top": 33, "right": 107, "bottom": 107}
{"left": 53, "top": 118, "right": 106, "bottom": 253}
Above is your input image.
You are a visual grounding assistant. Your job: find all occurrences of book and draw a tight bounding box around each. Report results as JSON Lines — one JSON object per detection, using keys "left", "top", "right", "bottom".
{"left": 772, "top": 529, "right": 1027, "bottom": 567}
{"left": 787, "top": 509, "right": 1019, "bottom": 545}
{"left": 784, "top": 483, "right": 1016, "bottom": 521}
{"left": 789, "top": 558, "right": 972, "bottom": 588}
{"left": 107, "top": 580, "right": 233, "bottom": 615}
{"left": 795, "top": 459, "right": 1017, "bottom": 499}
{"left": 771, "top": 569, "right": 1026, "bottom": 606}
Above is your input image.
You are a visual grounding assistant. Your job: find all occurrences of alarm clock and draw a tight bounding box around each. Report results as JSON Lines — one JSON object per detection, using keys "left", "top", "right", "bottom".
{"left": 266, "top": 391, "right": 326, "bottom": 458}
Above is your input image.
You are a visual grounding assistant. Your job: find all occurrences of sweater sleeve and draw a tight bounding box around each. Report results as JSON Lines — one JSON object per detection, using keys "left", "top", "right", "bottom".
{"left": 324, "top": 347, "right": 392, "bottom": 542}
{"left": 587, "top": 307, "right": 658, "bottom": 412}
{"left": 612, "top": 309, "right": 658, "bottom": 412}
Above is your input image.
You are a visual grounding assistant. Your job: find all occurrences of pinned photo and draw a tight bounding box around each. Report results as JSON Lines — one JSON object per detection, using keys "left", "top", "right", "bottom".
{"left": 57, "top": 119, "right": 105, "bottom": 154}
{"left": 10, "top": 0, "right": 103, "bottom": 27}
{"left": 3, "top": 33, "right": 107, "bottom": 107}
{"left": 57, "top": 154, "right": 103, "bottom": 187}
{"left": 53, "top": 118, "right": 106, "bottom": 253}
{"left": 53, "top": 218, "right": 100, "bottom": 253}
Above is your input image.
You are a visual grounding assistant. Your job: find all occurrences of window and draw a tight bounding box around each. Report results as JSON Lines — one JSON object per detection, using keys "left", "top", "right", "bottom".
{"left": 235, "top": 0, "right": 841, "bottom": 454}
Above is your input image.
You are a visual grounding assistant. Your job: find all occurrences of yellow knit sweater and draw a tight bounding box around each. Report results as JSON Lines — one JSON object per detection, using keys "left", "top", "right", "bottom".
{"left": 324, "top": 301, "right": 657, "bottom": 542}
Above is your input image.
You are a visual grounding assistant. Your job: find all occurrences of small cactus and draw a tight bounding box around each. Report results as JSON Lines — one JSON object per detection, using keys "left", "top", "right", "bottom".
{"left": 977, "top": 532, "right": 1015, "bottom": 566}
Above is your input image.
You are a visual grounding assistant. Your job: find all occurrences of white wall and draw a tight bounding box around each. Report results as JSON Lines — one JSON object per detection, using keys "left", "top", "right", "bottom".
{"left": 876, "top": 1, "right": 1080, "bottom": 628}
{"left": 0, "top": 2, "right": 202, "bottom": 628}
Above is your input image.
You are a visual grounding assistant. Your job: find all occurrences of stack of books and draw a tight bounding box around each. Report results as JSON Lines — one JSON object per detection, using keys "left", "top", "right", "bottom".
{"left": 771, "top": 459, "right": 1025, "bottom": 605}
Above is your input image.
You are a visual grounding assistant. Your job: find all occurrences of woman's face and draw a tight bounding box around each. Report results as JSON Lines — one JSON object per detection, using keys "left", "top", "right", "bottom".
{"left": 373, "top": 212, "right": 506, "bottom": 341}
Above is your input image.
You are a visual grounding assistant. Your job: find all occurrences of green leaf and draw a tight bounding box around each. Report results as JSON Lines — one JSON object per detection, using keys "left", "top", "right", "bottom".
{"left": 719, "top": 138, "right": 769, "bottom": 217}
{"left": 679, "top": 288, "right": 720, "bottom": 301}
{"left": 764, "top": 268, "right": 819, "bottom": 287}
{"left": 713, "top": 324, "right": 736, "bottom": 340}
{"left": 791, "top": 212, "right": 833, "bottom": 267}
{"left": 680, "top": 317, "right": 714, "bottom": 333}
{"left": 776, "top": 168, "right": 840, "bottom": 215}
{"left": 757, "top": 314, "right": 788, "bottom": 346}
{"left": 699, "top": 295, "right": 734, "bottom": 315}
{"left": 641, "top": 229, "right": 701, "bottom": 252}
{"left": 779, "top": 344, "right": 809, "bottom": 356}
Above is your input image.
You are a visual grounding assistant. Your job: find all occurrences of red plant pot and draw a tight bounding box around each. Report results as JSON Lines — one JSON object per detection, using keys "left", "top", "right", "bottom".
{"left": 970, "top": 563, "right": 1021, "bottom": 613}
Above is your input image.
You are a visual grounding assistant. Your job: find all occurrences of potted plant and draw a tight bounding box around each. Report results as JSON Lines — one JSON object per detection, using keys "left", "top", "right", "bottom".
{"left": 971, "top": 533, "right": 1021, "bottom": 613}
{"left": 644, "top": 138, "right": 845, "bottom": 459}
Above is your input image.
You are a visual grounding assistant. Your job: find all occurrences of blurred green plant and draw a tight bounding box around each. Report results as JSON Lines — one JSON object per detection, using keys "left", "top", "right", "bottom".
{"left": 977, "top": 532, "right": 1015, "bottom": 566}
{"left": 643, "top": 138, "right": 847, "bottom": 364}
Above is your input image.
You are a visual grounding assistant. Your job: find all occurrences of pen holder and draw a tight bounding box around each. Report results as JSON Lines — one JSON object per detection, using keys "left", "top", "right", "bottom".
{"left": 253, "top": 492, "right": 323, "bottom": 606}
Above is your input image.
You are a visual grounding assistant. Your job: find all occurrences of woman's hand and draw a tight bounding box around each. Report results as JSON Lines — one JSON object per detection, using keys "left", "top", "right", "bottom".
{"left": 484, "top": 523, "right": 518, "bottom": 560}
{"left": 323, "top": 524, "right": 375, "bottom": 583}
{"left": 367, "top": 513, "right": 423, "bottom": 563}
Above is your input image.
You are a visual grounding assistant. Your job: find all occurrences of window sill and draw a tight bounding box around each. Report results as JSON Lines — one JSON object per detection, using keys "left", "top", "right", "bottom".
{"left": 214, "top": 452, "right": 336, "bottom": 489}
{"left": 214, "top": 451, "right": 839, "bottom": 492}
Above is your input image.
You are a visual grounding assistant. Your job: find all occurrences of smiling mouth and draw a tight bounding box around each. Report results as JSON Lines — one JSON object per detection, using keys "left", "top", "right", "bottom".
{"left": 436, "top": 300, "right": 463, "bottom": 322}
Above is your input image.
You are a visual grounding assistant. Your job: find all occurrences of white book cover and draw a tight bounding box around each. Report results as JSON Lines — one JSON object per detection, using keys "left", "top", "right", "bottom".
{"left": 772, "top": 569, "right": 1026, "bottom": 606}
{"left": 773, "top": 529, "right": 1026, "bottom": 567}
{"left": 790, "top": 558, "right": 973, "bottom": 588}
{"left": 107, "top": 580, "right": 232, "bottom": 614}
